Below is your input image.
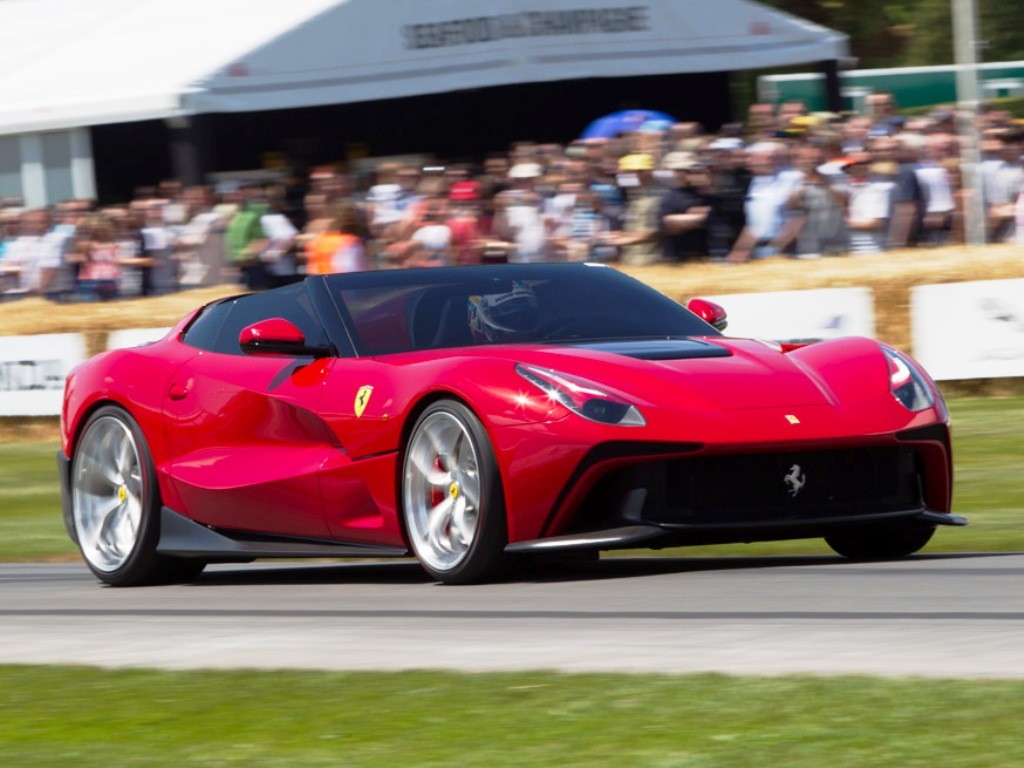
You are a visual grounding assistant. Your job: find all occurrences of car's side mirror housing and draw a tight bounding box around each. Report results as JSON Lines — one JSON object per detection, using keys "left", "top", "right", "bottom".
{"left": 239, "top": 318, "right": 331, "bottom": 357}
{"left": 686, "top": 298, "right": 728, "bottom": 331}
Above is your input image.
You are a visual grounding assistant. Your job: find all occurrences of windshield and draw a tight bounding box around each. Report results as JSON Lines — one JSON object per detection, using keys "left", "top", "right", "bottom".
{"left": 325, "top": 263, "right": 718, "bottom": 356}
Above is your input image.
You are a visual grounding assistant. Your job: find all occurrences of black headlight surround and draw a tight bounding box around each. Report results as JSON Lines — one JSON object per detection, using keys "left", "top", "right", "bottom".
{"left": 883, "top": 347, "right": 935, "bottom": 413}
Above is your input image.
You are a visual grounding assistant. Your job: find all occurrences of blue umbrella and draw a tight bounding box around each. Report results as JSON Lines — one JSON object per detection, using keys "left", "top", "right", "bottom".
{"left": 580, "top": 109, "right": 677, "bottom": 140}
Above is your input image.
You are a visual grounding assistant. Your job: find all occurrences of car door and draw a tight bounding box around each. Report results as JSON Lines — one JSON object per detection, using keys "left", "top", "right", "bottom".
{"left": 162, "top": 283, "right": 336, "bottom": 538}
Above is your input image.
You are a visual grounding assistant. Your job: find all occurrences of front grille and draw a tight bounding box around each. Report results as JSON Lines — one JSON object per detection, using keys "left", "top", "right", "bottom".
{"left": 650, "top": 446, "right": 920, "bottom": 525}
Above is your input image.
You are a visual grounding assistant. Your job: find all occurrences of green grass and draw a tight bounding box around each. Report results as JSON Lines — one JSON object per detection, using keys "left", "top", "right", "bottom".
{"left": 2, "top": 397, "right": 1023, "bottom": 562}
{"left": 1, "top": 666, "right": 1023, "bottom": 767}
{"left": 944, "top": 396, "right": 1024, "bottom": 551}
{"left": 0, "top": 441, "right": 68, "bottom": 560}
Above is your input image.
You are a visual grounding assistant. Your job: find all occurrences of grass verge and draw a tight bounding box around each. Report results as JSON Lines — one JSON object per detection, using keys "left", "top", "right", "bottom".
{"left": 2, "top": 666, "right": 1024, "bottom": 767}
{"left": 2, "top": 397, "right": 1021, "bottom": 562}
{"left": 0, "top": 441, "right": 68, "bottom": 561}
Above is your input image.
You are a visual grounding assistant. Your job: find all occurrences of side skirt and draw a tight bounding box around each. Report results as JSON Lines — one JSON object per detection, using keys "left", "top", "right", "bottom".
{"left": 156, "top": 507, "right": 409, "bottom": 561}
{"left": 505, "top": 525, "right": 665, "bottom": 554}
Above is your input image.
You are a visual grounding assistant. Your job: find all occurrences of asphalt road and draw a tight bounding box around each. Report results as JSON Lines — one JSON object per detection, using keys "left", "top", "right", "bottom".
{"left": 2, "top": 554, "right": 1023, "bottom": 678}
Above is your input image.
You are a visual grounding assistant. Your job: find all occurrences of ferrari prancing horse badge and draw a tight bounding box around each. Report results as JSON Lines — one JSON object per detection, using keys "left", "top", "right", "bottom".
{"left": 354, "top": 386, "right": 373, "bottom": 418}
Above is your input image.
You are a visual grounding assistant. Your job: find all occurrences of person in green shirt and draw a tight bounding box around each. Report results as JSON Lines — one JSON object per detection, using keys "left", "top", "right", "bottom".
{"left": 225, "top": 183, "right": 270, "bottom": 289}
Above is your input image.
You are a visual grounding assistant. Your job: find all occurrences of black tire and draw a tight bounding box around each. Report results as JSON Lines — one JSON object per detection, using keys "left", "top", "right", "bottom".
{"left": 70, "top": 405, "right": 206, "bottom": 586}
{"left": 825, "top": 522, "right": 935, "bottom": 561}
{"left": 401, "top": 400, "right": 507, "bottom": 584}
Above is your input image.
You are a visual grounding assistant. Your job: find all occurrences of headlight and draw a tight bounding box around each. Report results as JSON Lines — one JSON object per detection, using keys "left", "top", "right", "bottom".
{"left": 515, "top": 364, "right": 646, "bottom": 426}
{"left": 883, "top": 347, "right": 935, "bottom": 412}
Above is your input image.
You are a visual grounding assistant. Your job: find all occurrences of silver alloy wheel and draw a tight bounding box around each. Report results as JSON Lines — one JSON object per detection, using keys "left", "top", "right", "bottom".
{"left": 403, "top": 410, "right": 482, "bottom": 572}
{"left": 72, "top": 415, "right": 145, "bottom": 573}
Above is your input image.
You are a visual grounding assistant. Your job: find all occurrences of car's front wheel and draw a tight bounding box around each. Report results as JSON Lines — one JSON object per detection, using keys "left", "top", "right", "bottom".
{"left": 71, "top": 405, "right": 205, "bottom": 586}
{"left": 825, "top": 522, "right": 935, "bottom": 560}
{"left": 402, "top": 400, "right": 507, "bottom": 584}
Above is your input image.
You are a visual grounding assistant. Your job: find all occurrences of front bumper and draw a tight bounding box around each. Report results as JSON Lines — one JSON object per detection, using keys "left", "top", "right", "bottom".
{"left": 505, "top": 509, "right": 968, "bottom": 554}
{"left": 519, "top": 425, "right": 957, "bottom": 551}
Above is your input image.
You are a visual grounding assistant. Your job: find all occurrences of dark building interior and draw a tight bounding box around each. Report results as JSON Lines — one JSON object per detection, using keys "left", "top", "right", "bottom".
{"left": 91, "top": 71, "right": 732, "bottom": 202}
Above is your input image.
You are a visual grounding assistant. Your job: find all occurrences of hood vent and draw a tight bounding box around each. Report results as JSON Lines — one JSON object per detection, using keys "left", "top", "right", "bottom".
{"left": 568, "top": 339, "right": 732, "bottom": 361}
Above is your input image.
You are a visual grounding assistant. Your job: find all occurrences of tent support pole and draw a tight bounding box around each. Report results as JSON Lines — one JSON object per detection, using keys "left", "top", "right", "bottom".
{"left": 820, "top": 59, "right": 842, "bottom": 113}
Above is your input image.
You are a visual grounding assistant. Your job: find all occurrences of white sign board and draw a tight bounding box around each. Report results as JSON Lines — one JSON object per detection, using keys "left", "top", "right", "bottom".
{"left": 704, "top": 287, "right": 875, "bottom": 343}
{"left": 107, "top": 328, "right": 171, "bottom": 351}
{"left": 0, "top": 333, "right": 86, "bottom": 416}
{"left": 911, "top": 279, "right": 1024, "bottom": 380}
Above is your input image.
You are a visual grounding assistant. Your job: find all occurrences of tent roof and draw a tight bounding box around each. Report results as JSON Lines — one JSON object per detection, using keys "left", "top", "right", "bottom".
{"left": 0, "top": 0, "right": 340, "bottom": 135}
{"left": 0, "top": 0, "right": 847, "bottom": 137}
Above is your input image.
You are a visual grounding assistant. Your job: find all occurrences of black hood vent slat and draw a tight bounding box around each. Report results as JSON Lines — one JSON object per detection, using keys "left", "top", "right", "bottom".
{"left": 568, "top": 339, "right": 732, "bottom": 361}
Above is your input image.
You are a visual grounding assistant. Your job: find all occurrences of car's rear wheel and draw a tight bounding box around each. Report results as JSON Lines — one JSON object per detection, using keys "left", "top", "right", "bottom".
{"left": 71, "top": 405, "right": 205, "bottom": 586}
{"left": 402, "top": 400, "right": 507, "bottom": 584}
{"left": 825, "top": 522, "right": 935, "bottom": 560}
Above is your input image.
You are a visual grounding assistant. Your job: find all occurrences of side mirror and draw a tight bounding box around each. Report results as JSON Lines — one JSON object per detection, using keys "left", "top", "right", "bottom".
{"left": 239, "top": 318, "right": 330, "bottom": 357}
{"left": 686, "top": 298, "right": 728, "bottom": 332}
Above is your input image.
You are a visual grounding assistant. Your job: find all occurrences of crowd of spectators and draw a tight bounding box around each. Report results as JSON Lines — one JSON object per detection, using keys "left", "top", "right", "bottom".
{"left": 2, "top": 93, "right": 1023, "bottom": 302}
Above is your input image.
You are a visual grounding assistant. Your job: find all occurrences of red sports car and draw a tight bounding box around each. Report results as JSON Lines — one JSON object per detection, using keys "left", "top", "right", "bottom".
{"left": 58, "top": 263, "right": 964, "bottom": 585}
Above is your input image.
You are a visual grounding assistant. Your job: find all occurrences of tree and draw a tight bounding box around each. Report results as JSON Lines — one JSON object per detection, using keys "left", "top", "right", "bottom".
{"left": 762, "top": 0, "right": 1024, "bottom": 68}
{"left": 759, "top": 0, "right": 919, "bottom": 67}
{"left": 907, "top": 0, "right": 1024, "bottom": 65}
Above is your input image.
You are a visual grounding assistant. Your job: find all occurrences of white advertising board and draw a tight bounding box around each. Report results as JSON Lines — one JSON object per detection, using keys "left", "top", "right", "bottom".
{"left": 704, "top": 287, "right": 875, "bottom": 343}
{"left": 0, "top": 333, "right": 86, "bottom": 416}
{"left": 911, "top": 279, "right": 1024, "bottom": 381}
{"left": 106, "top": 328, "right": 172, "bottom": 351}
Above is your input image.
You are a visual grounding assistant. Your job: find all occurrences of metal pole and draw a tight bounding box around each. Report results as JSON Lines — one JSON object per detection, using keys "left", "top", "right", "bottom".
{"left": 821, "top": 59, "right": 842, "bottom": 114}
{"left": 951, "top": 0, "right": 986, "bottom": 245}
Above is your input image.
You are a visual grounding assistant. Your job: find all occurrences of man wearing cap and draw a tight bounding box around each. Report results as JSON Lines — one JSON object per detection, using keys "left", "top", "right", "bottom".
{"left": 446, "top": 181, "right": 484, "bottom": 265}
{"left": 607, "top": 153, "right": 661, "bottom": 265}
{"left": 366, "top": 162, "right": 403, "bottom": 238}
{"left": 705, "top": 137, "right": 751, "bottom": 258}
{"left": 491, "top": 163, "right": 549, "bottom": 263}
{"left": 658, "top": 152, "right": 711, "bottom": 262}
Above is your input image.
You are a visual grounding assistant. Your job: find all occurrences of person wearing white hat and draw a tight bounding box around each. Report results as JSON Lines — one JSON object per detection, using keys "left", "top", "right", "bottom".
{"left": 708, "top": 137, "right": 744, "bottom": 151}
{"left": 491, "top": 163, "right": 550, "bottom": 263}
{"left": 508, "top": 162, "right": 543, "bottom": 180}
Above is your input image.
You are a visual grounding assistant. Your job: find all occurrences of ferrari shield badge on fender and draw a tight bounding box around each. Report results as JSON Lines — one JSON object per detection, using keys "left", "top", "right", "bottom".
{"left": 354, "top": 386, "right": 374, "bottom": 418}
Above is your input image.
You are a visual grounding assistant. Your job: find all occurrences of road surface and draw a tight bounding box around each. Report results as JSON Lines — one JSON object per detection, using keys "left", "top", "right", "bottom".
{"left": 2, "top": 554, "right": 1022, "bottom": 678}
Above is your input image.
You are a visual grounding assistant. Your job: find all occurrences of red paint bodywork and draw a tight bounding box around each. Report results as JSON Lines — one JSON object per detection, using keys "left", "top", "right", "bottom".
{"left": 61, "top": 293, "right": 953, "bottom": 552}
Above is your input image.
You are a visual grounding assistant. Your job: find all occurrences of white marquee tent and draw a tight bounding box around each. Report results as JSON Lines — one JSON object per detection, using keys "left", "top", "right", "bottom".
{"left": 0, "top": 0, "right": 847, "bottom": 204}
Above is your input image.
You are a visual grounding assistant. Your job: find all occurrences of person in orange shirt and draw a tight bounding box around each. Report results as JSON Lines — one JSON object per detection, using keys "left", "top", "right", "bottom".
{"left": 305, "top": 200, "right": 370, "bottom": 274}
